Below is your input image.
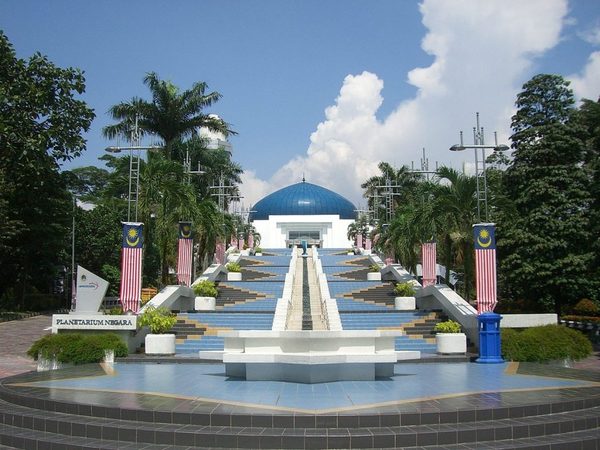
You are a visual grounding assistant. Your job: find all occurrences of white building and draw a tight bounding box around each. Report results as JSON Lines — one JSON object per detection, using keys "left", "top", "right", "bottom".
{"left": 250, "top": 180, "right": 357, "bottom": 248}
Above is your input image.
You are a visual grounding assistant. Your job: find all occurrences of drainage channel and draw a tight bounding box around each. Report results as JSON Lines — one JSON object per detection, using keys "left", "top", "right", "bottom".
{"left": 302, "top": 256, "right": 313, "bottom": 330}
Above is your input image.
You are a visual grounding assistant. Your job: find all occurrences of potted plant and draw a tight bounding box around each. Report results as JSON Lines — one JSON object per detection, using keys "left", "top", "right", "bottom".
{"left": 138, "top": 306, "right": 178, "bottom": 355}
{"left": 367, "top": 264, "right": 381, "bottom": 281}
{"left": 254, "top": 247, "right": 263, "bottom": 256}
{"left": 193, "top": 280, "right": 218, "bottom": 311}
{"left": 347, "top": 248, "right": 355, "bottom": 255}
{"left": 434, "top": 320, "right": 467, "bottom": 354}
{"left": 226, "top": 262, "right": 242, "bottom": 281}
{"left": 394, "top": 282, "right": 416, "bottom": 310}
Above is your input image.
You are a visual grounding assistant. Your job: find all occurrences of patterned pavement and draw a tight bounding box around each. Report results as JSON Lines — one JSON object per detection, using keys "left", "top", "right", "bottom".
{"left": 0, "top": 315, "right": 52, "bottom": 379}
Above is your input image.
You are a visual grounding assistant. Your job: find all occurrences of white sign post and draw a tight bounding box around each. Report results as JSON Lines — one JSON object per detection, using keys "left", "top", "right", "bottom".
{"left": 72, "top": 265, "right": 109, "bottom": 315}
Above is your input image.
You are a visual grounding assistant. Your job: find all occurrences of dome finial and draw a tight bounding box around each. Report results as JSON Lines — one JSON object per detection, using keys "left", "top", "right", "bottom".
{"left": 302, "top": 173, "right": 305, "bottom": 183}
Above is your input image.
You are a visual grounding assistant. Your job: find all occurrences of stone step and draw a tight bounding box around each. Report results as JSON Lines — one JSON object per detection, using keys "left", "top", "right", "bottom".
{"left": 2, "top": 385, "right": 600, "bottom": 449}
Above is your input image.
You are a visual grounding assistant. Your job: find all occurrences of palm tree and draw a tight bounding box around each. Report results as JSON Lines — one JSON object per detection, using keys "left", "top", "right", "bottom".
{"left": 103, "top": 72, "right": 235, "bottom": 160}
{"left": 361, "top": 162, "right": 421, "bottom": 222}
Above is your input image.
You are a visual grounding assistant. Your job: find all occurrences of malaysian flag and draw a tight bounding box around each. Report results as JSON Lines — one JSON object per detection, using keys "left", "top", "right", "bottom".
{"left": 365, "top": 238, "right": 372, "bottom": 251}
{"left": 356, "top": 234, "right": 363, "bottom": 249}
{"left": 248, "top": 233, "right": 254, "bottom": 249}
{"left": 177, "top": 222, "right": 193, "bottom": 286}
{"left": 120, "top": 222, "right": 143, "bottom": 313}
{"left": 215, "top": 240, "right": 225, "bottom": 264}
{"left": 474, "top": 224, "right": 497, "bottom": 313}
{"left": 421, "top": 241, "right": 436, "bottom": 287}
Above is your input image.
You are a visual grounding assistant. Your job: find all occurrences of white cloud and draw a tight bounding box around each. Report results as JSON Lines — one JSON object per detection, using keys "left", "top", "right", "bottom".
{"left": 568, "top": 51, "right": 600, "bottom": 101}
{"left": 579, "top": 23, "right": 600, "bottom": 46}
{"left": 240, "top": 0, "right": 570, "bottom": 206}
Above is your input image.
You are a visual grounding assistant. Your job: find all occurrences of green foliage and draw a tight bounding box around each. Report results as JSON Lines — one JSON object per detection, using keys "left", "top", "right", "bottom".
{"left": 107, "top": 306, "right": 123, "bottom": 315}
{"left": 0, "top": 32, "right": 94, "bottom": 308}
{"left": 193, "top": 280, "right": 218, "bottom": 297}
{"left": 434, "top": 320, "right": 462, "bottom": 333}
{"left": 369, "top": 264, "right": 381, "bottom": 272}
{"left": 254, "top": 247, "right": 263, "bottom": 253}
{"left": 138, "top": 306, "right": 177, "bottom": 334}
{"left": 27, "top": 333, "right": 128, "bottom": 364}
{"left": 501, "top": 325, "right": 592, "bottom": 362}
{"left": 573, "top": 299, "right": 599, "bottom": 316}
{"left": 226, "top": 262, "right": 241, "bottom": 272}
{"left": 499, "top": 74, "right": 594, "bottom": 314}
{"left": 394, "top": 282, "right": 416, "bottom": 296}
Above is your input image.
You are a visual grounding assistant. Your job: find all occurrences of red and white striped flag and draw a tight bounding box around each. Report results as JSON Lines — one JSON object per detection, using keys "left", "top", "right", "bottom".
{"left": 474, "top": 224, "right": 497, "bottom": 313}
{"left": 120, "top": 222, "right": 143, "bottom": 314}
{"left": 248, "top": 233, "right": 254, "bottom": 249}
{"left": 177, "top": 222, "right": 193, "bottom": 286}
{"left": 356, "top": 234, "right": 363, "bottom": 249}
{"left": 421, "top": 242, "right": 436, "bottom": 287}
{"left": 239, "top": 238, "right": 245, "bottom": 250}
{"left": 215, "top": 240, "right": 225, "bottom": 264}
{"left": 365, "top": 238, "right": 372, "bottom": 251}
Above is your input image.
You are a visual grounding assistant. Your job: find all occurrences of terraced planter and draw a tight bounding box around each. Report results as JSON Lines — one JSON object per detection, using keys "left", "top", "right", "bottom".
{"left": 367, "top": 272, "right": 381, "bottom": 281}
{"left": 394, "top": 296, "right": 416, "bottom": 310}
{"left": 145, "top": 334, "right": 176, "bottom": 355}
{"left": 227, "top": 272, "right": 242, "bottom": 281}
{"left": 194, "top": 296, "right": 216, "bottom": 311}
{"left": 436, "top": 333, "right": 467, "bottom": 354}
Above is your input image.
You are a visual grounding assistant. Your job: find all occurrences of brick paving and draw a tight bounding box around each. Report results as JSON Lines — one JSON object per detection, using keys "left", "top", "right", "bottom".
{"left": 0, "top": 315, "right": 52, "bottom": 379}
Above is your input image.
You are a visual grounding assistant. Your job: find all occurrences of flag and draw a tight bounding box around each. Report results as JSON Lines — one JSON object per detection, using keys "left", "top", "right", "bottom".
{"left": 177, "top": 222, "right": 193, "bottom": 287}
{"left": 248, "top": 233, "right": 254, "bottom": 249}
{"left": 215, "top": 240, "right": 225, "bottom": 264}
{"left": 474, "top": 223, "right": 497, "bottom": 313}
{"left": 421, "top": 242, "right": 436, "bottom": 287}
{"left": 356, "top": 234, "right": 363, "bottom": 249}
{"left": 239, "top": 238, "right": 245, "bottom": 250}
{"left": 365, "top": 238, "right": 372, "bottom": 251}
{"left": 120, "top": 222, "right": 143, "bottom": 313}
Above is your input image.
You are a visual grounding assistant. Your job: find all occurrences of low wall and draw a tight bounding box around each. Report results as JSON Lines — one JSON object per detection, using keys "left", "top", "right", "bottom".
{"left": 502, "top": 314, "right": 557, "bottom": 328}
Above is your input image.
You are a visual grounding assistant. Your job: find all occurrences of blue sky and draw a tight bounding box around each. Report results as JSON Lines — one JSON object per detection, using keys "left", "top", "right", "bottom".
{"left": 1, "top": 0, "right": 599, "bottom": 207}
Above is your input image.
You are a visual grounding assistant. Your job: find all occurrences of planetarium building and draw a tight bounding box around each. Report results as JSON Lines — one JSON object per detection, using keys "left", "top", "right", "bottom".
{"left": 249, "top": 180, "right": 357, "bottom": 248}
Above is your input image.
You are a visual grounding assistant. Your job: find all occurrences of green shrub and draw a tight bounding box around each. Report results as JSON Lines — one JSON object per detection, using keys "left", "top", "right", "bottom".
{"left": 501, "top": 325, "right": 593, "bottom": 362}
{"left": 369, "top": 264, "right": 381, "bottom": 272}
{"left": 27, "top": 333, "right": 128, "bottom": 364}
{"left": 254, "top": 247, "right": 262, "bottom": 253}
{"left": 107, "top": 306, "right": 123, "bottom": 315}
{"left": 394, "top": 282, "right": 416, "bottom": 296}
{"left": 226, "top": 262, "right": 241, "bottom": 272}
{"left": 573, "top": 299, "right": 599, "bottom": 317}
{"left": 193, "top": 280, "right": 218, "bottom": 297}
{"left": 434, "top": 320, "right": 462, "bottom": 333}
{"left": 138, "top": 306, "right": 177, "bottom": 334}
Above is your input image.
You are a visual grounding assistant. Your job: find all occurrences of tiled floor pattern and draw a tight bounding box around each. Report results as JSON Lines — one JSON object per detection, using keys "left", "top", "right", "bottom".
{"left": 13, "top": 362, "right": 593, "bottom": 413}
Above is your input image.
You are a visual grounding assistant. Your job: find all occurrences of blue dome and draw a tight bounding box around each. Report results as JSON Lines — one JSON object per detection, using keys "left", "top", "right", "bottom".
{"left": 250, "top": 181, "right": 357, "bottom": 221}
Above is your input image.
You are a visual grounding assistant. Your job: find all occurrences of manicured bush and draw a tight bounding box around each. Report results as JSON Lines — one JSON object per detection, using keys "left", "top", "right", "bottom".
{"left": 226, "top": 262, "right": 241, "bottom": 272}
{"left": 27, "top": 333, "right": 128, "bottom": 364}
{"left": 434, "top": 320, "right": 462, "bottom": 333}
{"left": 193, "top": 280, "right": 218, "bottom": 297}
{"left": 394, "top": 282, "right": 416, "bottom": 296}
{"left": 572, "top": 299, "right": 599, "bottom": 316}
{"left": 501, "top": 325, "right": 592, "bottom": 362}
{"left": 138, "top": 306, "right": 177, "bottom": 334}
{"left": 254, "top": 247, "right": 262, "bottom": 253}
{"left": 369, "top": 264, "right": 381, "bottom": 272}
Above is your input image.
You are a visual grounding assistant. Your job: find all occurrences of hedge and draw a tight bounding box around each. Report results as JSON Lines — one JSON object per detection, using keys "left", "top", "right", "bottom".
{"left": 27, "top": 333, "right": 128, "bottom": 364}
{"left": 501, "top": 325, "right": 592, "bottom": 362}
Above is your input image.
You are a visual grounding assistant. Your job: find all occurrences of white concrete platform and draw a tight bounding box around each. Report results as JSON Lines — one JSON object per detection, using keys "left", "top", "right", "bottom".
{"left": 219, "top": 330, "right": 408, "bottom": 382}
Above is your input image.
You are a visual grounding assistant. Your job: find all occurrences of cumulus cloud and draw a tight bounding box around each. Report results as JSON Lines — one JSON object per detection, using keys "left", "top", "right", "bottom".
{"left": 569, "top": 51, "right": 600, "bottom": 101}
{"left": 240, "top": 0, "right": 570, "bottom": 206}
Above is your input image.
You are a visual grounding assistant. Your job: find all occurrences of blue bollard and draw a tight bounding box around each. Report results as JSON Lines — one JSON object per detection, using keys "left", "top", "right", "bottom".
{"left": 476, "top": 312, "right": 504, "bottom": 364}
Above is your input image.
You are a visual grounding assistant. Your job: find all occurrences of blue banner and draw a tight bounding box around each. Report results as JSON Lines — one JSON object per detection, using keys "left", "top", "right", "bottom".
{"left": 473, "top": 224, "right": 496, "bottom": 250}
{"left": 179, "top": 222, "right": 193, "bottom": 239}
{"left": 122, "top": 222, "right": 144, "bottom": 249}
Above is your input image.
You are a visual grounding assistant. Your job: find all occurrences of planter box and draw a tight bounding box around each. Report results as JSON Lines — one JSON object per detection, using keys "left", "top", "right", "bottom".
{"left": 367, "top": 272, "right": 381, "bottom": 281}
{"left": 37, "top": 349, "right": 114, "bottom": 372}
{"left": 227, "top": 272, "right": 242, "bottom": 281}
{"left": 145, "top": 334, "right": 176, "bottom": 355}
{"left": 395, "top": 296, "right": 416, "bottom": 310}
{"left": 254, "top": 253, "right": 263, "bottom": 256}
{"left": 436, "top": 333, "right": 467, "bottom": 354}
{"left": 195, "top": 296, "right": 216, "bottom": 311}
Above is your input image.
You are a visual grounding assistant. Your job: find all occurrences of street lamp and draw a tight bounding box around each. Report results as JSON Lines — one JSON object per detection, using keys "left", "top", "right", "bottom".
{"left": 449, "top": 113, "right": 509, "bottom": 222}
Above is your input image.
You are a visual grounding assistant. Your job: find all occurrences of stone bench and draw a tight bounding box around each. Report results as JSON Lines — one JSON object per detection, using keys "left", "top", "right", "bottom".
{"left": 220, "top": 330, "right": 408, "bottom": 382}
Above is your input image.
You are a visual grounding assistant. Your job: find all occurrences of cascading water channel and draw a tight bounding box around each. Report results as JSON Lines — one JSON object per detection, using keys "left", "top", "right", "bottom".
{"left": 302, "top": 257, "right": 313, "bottom": 330}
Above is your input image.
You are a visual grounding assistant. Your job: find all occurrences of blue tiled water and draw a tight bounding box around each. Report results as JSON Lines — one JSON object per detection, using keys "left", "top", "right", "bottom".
{"left": 27, "top": 362, "right": 591, "bottom": 412}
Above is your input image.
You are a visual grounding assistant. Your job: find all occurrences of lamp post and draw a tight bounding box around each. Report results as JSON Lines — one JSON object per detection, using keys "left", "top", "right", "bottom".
{"left": 449, "top": 113, "right": 509, "bottom": 222}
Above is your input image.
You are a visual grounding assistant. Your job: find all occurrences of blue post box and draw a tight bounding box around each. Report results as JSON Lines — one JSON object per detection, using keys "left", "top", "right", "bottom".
{"left": 476, "top": 312, "right": 504, "bottom": 364}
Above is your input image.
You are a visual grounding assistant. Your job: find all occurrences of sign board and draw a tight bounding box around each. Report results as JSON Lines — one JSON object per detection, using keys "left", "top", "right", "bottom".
{"left": 74, "top": 265, "right": 109, "bottom": 314}
{"left": 53, "top": 314, "right": 137, "bottom": 331}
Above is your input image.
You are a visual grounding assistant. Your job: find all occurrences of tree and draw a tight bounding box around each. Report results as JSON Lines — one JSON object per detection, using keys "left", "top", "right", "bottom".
{"left": 0, "top": 32, "right": 94, "bottom": 308}
{"left": 103, "top": 72, "right": 234, "bottom": 160}
{"left": 499, "top": 74, "right": 593, "bottom": 314}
